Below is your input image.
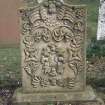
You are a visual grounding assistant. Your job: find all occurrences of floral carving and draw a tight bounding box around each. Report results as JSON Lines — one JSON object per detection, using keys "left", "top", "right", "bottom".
{"left": 21, "top": 0, "right": 86, "bottom": 91}
{"left": 73, "top": 21, "right": 84, "bottom": 32}
{"left": 52, "top": 26, "right": 74, "bottom": 42}
{"left": 75, "top": 8, "right": 86, "bottom": 19}
{"left": 32, "top": 27, "right": 51, "bottom": 42}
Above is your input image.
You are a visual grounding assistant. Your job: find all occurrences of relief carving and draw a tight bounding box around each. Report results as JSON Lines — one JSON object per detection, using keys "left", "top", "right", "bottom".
{"left": 21, "top": 0, "right": 86, "bottom": 91}
{"left": 23, "top": 43, "right": 81, "bottom": 88}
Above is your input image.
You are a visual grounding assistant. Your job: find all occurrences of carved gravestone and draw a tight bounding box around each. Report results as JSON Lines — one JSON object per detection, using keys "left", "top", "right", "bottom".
{"left": 21, "top": 0, "right": 86, "bottom": 92}
{"left": 13, "top": 0, "right": 98, "bottom": 104}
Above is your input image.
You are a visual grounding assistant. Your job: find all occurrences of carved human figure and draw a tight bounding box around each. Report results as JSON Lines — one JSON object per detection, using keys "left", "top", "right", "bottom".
{"left": 41, "top": 56, "right": 50, "bottom": 74}
{"left": 56, "top": 48, "right": 66, "bottom": 75}
{"left": 57, "top": 57, "right": 64, "bottom": 74}
{"left": 48, "top": 43, "right": 57, "bottom": 67}
{"left": 41, "top": 48, "right": 50, "bottom": 74}
{"left": 41, "top": 43, "right": 66, "bottom": 78}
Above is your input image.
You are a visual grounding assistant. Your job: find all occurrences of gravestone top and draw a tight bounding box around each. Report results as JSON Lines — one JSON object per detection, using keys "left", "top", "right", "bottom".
{"left": 20, "top": 0, "right": 86, "bottom": 92}
{"left": 22, "top": 0, "right": 64, "bottom": 7}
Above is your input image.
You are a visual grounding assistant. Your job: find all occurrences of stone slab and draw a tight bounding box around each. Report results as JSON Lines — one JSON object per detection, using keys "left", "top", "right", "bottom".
{"left": 20, "top": 1, "right": 87, "bottom": 92}
{"left": 13, "top": 86, "right": 97, "bottom": 104}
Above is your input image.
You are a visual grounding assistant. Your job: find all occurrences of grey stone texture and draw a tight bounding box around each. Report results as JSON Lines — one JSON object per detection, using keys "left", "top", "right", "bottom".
{"left": 97, "top": 0, "right": 105, "bottom": 40}
{"left": 13, "top": 0, "right": 105, "bottom": 105}
{"left": 20, "top": 0, "right": 86, "bottom": 92}
{"left": 13, "top": 86, "right": 97, "bottom": 103}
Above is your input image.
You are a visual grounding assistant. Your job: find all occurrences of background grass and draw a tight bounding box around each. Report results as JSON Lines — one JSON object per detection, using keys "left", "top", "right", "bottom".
{"left": 0, "top": 47, "right": 21, "bottom": 87}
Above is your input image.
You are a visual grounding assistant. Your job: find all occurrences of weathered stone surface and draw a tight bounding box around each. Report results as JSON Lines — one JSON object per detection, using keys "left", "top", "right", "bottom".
{"left": 97, "top": 0, "right": 105, "bottom": 40}
{"left": 20, "top": 0, "right": 87, "bottom": 92}
{"left": 13, "top": 86, "right": 96, "bottom": 103}
{"left": 13, "top": 0, "right": 104, "bottom": 105}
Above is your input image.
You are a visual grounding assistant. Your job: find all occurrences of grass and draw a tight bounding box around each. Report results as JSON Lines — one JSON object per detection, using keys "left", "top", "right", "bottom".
{"left": 0, "top": 46, "right": 21, "bottom": 87}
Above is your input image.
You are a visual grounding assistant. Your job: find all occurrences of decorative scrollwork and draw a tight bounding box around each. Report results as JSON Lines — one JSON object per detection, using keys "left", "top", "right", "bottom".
{"left": 21, "top": 0, "right": 86, "bottom": 91}
{"left": 73, "top": 21, "right": 84, "bottom": 32}
{"left": 40, "top": 43, "right": 66, "bottom": 77}
{"left": 25, "top": 26, "right": 74, "bottom": 42}
{"left": 23, "top": 36, "right": 34, "bottom": 48}
{"left": 52, "top": 27, "right": 64, "bottom": 41}
{"left": 31, "top": 27, "right": 51, "bottom": 42}
{"left": 51, "top": 26, "right": 74, "bottom": 42}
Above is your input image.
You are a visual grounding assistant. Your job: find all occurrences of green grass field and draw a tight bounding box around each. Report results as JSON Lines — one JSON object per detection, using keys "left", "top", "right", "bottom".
{"left": 0, "top": 47, "right": 21, "bottom": 87}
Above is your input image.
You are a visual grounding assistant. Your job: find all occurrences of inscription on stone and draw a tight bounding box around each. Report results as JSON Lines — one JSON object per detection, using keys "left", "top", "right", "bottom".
{"left": 20, "top": 0, "right": 86, "bottom": 92}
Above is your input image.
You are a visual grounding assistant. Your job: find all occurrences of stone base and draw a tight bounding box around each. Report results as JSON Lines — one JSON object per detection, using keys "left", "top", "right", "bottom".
{"left": 12, "top": 86, "right": 104, "bottom": 105}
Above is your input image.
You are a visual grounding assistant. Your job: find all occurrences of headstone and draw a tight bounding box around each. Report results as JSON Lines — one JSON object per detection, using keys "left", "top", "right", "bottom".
{"left": 21, "top": 0, "right": 86, "bottom": 92}
{"left": 13, "top": 0, "right": 101, "bottom": 105}
{"left": 97, "top": 0, "right": 105, "bottom": 40}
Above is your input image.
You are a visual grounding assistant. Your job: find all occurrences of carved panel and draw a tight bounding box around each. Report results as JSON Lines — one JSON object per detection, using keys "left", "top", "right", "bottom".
{"left": 20, "top": 0, "right": 86, "bottom": 92}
